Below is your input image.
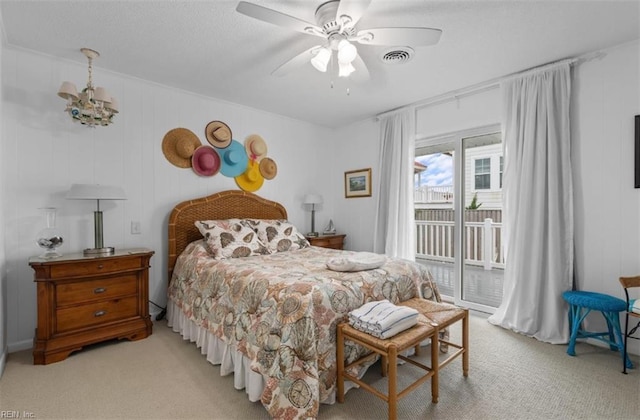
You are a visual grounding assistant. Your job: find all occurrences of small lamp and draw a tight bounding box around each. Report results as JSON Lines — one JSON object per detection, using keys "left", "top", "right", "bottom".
{"left": 66, "top": 184, "right": 126, "bottom": 256}
{"left": 303, "top": 194, "right": 323, "bottom": 237}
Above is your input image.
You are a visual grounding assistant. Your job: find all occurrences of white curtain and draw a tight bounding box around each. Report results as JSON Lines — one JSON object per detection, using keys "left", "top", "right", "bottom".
{"left": 373, "top": 109, "right": 416, "bottom": 260}
{"left": 488, "top": 62, "right": 573, "bottom": 344}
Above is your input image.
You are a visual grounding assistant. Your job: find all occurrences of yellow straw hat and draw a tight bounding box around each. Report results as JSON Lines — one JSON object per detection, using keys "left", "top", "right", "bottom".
{"left": 235, "top": 160, "right": 264, "bottom": 192}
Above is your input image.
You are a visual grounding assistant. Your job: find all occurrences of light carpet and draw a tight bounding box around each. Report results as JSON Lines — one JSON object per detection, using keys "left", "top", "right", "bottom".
{"left": 1, "top": 313, "right": 638, "bottom": 419}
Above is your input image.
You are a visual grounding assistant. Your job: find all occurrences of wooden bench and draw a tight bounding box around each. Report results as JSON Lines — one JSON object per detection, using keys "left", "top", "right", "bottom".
{"left": 336, "top": 298, "right": 469, "bottom": 420}
{"left": 400, "top": 297, "right": 470, "bottom": 388}
{"left": 336, "top": 320, "right": 438, "bottom": 420}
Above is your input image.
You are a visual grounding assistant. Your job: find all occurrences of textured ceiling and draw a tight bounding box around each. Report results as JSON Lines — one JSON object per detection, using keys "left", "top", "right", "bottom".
{"left": 1, "top": 0, "right": 638, "bottom": 128}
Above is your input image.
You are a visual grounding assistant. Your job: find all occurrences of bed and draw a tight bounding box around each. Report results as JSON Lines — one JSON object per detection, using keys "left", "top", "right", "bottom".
{"left": 166, "top": 190, "right": 443, "bottom": 419}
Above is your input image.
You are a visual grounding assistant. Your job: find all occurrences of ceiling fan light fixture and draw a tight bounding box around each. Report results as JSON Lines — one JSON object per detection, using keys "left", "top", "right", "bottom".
{"left": 311, "top": 47, "right": 331, "bottom": 72}
{"left": 337, "top": 39, "right": 357, "bottom": 63}
{"left": 338, "top": 61, "right": 355, "bottom": 78}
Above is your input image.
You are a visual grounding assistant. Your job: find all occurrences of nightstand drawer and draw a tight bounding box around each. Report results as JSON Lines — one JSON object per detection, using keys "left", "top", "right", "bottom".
{"left": 56, "top": 274, "right": 138, "bottom": 306}
{"left": 56, "top": 296, "right": 139, "bottom": 333}
{"left": 50, "top": 257, "right": 142, "bottom": 278}
{"left": 307, "top": 234, "right": 346, "bottom": 250}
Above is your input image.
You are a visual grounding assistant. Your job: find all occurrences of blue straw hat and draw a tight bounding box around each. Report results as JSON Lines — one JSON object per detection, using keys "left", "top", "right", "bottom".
{"left": 215, "top": 140, "right": 248, "bottom": 177}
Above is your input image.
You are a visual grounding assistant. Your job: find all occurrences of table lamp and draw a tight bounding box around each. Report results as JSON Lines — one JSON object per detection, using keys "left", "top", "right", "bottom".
{"left": 303, "top": 194, "right": 323, "bottom": 237}
{"left": 66, "top": 183, "right": 126, "bottom": 256}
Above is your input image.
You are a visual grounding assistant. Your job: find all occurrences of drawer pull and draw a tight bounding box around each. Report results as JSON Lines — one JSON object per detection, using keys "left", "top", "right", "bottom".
{"left": 97, "top": 264, "right": 104, "bottom": 269}
{"left": 94, "top": 310, "right": 107, "bottom": 317}
{"left": 94, "top": 287, "right": 106, "bottom": 294}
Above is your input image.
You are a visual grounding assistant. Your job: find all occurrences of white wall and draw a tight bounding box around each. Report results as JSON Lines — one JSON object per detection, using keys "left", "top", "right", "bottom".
{"left": 0, "top": 11, "right": 7, "bottom": 375}
{"left": 1, "top": 47, "right": 334, "bottom": 351}
{"left": 572, "top": 41, "right": 640, "bottom": 335}
{"left": 331, "top": 118, "right": 380, "bottom": 252}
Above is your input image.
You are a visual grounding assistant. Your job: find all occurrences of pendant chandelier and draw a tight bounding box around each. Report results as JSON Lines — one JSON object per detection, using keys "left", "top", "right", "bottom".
{"left": 57, "top": 48, "right": 118, "bottom": 127}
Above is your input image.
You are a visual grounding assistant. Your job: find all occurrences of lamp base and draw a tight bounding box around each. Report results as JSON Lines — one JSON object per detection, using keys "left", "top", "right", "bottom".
{"left": 83, "top": 247, "right": 115, "bottom": 257}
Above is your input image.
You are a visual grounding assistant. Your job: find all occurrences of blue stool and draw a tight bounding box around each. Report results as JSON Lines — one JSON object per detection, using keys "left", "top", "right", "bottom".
{"left": 562, "top": 290, "right": 632, "bottom": 369}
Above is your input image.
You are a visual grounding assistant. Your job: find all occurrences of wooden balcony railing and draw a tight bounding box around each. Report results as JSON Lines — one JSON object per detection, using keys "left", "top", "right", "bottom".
{"left": 414, "top": 185, "right": 454, "bottom": 203}
{"left": 415, "top": 218, "right": 505, "bottom": 269}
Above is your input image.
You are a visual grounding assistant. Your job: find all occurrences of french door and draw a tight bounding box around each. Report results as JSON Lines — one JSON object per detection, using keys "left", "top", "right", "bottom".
{"left": 414, "top": 124, "right": 503, "bottom": 313}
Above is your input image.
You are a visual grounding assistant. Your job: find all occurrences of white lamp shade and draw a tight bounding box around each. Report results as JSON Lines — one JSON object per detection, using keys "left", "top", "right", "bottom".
{"left": 303, "top": 194, "right": 323, "bottom": 205}
{"left": 57, "top": 81, "right": 79, "bottom": 100}
{"left": 339, "top": 62, "right": 356, "bottom": 77}
{"left": 106, "top": 96, "right": 119, "bottom": 113}
{"left": 93, "top": 87, "right": 111, "bottom": 103}
{"left": 338, "top": 40, "right": 357, "bottom": 63}
{"left": 311, "top": 47, "right": 331, "bottom": 72}
{"left": 66, "top": 184, "right": 126, "bottom": 200}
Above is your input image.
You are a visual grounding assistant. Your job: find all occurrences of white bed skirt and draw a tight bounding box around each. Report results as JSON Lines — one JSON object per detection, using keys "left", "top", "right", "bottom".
{"left": 167, "top": 300, "right": 270, "bottom": 402}
{"left": 167, "top": 300, "right": 367, "bottom": 406}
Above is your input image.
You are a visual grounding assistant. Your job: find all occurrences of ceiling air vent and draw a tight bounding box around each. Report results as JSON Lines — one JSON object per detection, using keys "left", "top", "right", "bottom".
{"left": 380, "top": 47, "right": 415, "bottom": 64}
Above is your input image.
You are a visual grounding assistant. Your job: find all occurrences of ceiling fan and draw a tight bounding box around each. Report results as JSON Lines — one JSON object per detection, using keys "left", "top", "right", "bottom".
{"left": 236, "top": 0, "right": 442, "bottom": 81}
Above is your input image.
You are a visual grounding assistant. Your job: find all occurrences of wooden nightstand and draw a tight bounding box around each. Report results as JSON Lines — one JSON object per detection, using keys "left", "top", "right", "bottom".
{"left": 29, "top": 248, "right": 154, "bottom": 364}
{"left": 306, "top": 234, "right": 346, "bottom": 250}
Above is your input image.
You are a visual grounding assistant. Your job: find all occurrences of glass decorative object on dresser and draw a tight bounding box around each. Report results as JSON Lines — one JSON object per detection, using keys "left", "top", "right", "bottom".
{"left": 36, "top": 207, "right": 63, "bottom": 259}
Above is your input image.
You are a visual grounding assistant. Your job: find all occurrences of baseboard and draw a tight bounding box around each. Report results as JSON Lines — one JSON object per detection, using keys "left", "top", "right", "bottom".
{"left": 7, "top": 339, "right": 32, "bottom": 353}
{"left": 0, "top": 347, "right": 6, "bottom": 378}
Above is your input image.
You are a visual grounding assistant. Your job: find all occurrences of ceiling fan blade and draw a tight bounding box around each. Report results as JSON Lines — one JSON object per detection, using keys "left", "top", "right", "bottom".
{"left": 336, "top": 0, "right": 372, "bottom": 27}
{"left": 351, "top": 54, "right": 370, "bottom": 82}
{"left": 356, "top": 27, "right": 442, "bottom": 46}
{"left": 271, "top": 46, "right": 322, "bottom": 77}
{"left": 236, "top": 1, "right": 324, "bottom": 37}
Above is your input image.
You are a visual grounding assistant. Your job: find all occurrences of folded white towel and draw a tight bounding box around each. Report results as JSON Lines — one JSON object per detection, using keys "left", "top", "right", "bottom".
{"left": 327, "top": 252, "right": 387, "bottom": 272}
{"left": 377, "top": 316, "right": 419, "bottom": 339}
{"left": 349, "top": 299, "right": 391, "bottom": 319}
{"left": 348, "top": 300, "right": 419, "bottom": 339}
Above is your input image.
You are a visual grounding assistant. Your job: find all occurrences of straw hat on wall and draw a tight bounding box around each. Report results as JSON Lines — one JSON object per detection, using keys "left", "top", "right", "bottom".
{"left": 162, "top": 128, "right": 202, "bottom": 168}
{"left": 205, "top": 120, "right": 232, "bottom": 149}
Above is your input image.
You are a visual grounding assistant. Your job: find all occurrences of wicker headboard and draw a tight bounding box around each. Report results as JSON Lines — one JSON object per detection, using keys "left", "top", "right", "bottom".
{"left": 167, "top": 190, "right": 288, "bottom": 280}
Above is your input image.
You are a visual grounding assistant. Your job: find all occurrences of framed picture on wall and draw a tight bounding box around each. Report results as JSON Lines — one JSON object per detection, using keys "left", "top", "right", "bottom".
{"left": 635, "top": 115, "right": 639, "bottom": 188}
{"left": 345, "top": 168, "right": 372, "bottom": 198}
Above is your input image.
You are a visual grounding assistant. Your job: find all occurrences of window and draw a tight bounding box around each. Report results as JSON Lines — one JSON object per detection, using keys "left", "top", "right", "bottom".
{"left": 474, "top": 158, "right": 490, "bottom": 190}
{"left": 499, "top": 156, "right": 504, "bottom": 188}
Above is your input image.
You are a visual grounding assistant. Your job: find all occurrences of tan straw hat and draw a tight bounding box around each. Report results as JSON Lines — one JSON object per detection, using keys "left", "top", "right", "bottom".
{"left": 259, "top": 157, "right": 277, "bottom": 180}
{"left": 244, "top": 134, "right": 268, "bottom": 161}
{"left": 205, "top": 120, "right": 232, "bottom": 148}
{"left": 162, "top": 128, "right": 202, "bottom": 168}
{"left": 235, "top": 160, "right": 264, "bottom": 192}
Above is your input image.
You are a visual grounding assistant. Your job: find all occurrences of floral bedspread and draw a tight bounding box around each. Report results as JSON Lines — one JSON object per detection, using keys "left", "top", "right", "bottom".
{"left": 168, "top": 241, "right": 441, "bottom": 419}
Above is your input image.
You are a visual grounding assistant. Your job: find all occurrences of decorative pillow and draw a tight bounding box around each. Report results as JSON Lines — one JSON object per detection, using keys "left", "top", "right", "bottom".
{"left": 326, "top": 252, "right": 387, "bottom": 272}
{"left": 195, "top": 219, "right": 269, "bottom": 259}
{"left": 242, "top": 219, "right": 310, "bottom": 253}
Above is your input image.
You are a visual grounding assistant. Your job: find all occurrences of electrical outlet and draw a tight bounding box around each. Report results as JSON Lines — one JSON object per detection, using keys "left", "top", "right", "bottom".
{"left": 131, "top": 221, "right": 141, "bottom": 235}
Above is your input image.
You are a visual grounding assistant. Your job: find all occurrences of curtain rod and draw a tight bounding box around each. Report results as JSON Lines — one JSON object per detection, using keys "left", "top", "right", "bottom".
{"left": 375, "top": 51, "right": 603, "bottom": 121}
